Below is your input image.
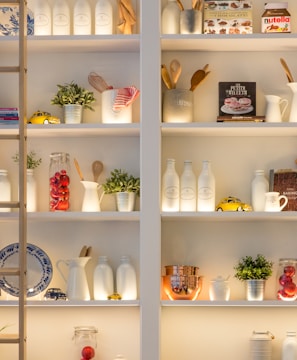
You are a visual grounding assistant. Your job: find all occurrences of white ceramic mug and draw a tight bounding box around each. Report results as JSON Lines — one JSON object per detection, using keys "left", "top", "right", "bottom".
{"left": 264, "top": 191, "right": 288, "bottom": 212}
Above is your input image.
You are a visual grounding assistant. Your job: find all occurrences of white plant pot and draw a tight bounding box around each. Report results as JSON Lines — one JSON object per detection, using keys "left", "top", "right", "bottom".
{"left": 116, "top": 192, "right": 136, "bottom": 212}
{"left": 63, "top": 104, "right": 83, "bottom": 124}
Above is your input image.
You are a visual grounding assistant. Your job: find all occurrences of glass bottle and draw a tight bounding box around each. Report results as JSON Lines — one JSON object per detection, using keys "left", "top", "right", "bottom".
{"left": 34, "top": 0, "right": 52, "bottom": 35}
{"left": 161, "top": 0, "right": 180, "bottom": 34}
{"left": 116, "top": 255, "right": 137, "bottom": 300}
{"left": 26, "top": 169, "right": 37, "bottom": 212}
{"left": 93, "top": 255, "right": 114, "bottom": 300}
{"left": 0, "top": 169, "right": 11, "bottom": 212}
{"left": 95, "top": 0, "right": 113, "bottom": 35}
{"left": 73, "top": 326, "right": 98, "bottom": 360}
{"left": 277, "top": 258, "right": 297, "bottom": 301}
{"left": 162, "top": 158, "right": 180, "bottom": 211}
{"left": 251, "top": 169, "right": 269, "bottom": 211}
{"left": 49, "top": 152, "right": 70, "bottom": 211}
{"left": 197, "top": 160, "right": 215, "bottom": 211}
{"left": 180, "top": 160, "right": 196, "bottom": 212}
{"left": 53, "top": 0, "right": 70, "bottom": 35}
{"left": 282, "top": 331, "right": 297, "bottom": 360}
{"left": 73, "top": 0, "right": 92, "bottom": 35}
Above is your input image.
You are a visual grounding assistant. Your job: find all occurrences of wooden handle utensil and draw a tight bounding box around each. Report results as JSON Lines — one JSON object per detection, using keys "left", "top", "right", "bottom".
{"left": 280, "top": 58, "right": 294, "bottom": 83}
{"left": 74, "top": 158, "right": 84, "bottom": 181}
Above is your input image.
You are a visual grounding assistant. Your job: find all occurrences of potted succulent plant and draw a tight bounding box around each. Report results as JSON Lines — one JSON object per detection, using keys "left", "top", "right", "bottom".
{"left": 12, "top": 150, "right": 42, "bottom": 212}
{"left": 234, "top": 254, "right": 273, "bottom": 301}
{"left": 102, "top": 169, "right": 140, "bottom": 212}
{"left": 51, "top": 81, "right": 95, "bottom": 124}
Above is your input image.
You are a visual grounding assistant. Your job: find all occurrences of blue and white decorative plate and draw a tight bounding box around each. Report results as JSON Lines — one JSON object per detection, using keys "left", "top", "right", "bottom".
{"left": 0, "top": 243, "right": 52, "bottom": 297}
{"left": 0, "top": 6, "right": 34, "bottom": 36}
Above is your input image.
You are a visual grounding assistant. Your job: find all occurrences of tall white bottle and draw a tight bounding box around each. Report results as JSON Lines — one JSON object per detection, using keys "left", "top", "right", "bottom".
{"left": 282, "top": 331, "right": 297, "bottom": 360}
{"left": 162, "top": 158, "right": 180, "bottom": 211}
{"left": 53, "top": 0, "right": 70, "bottom": 35}
{"left": 93, "top": 256, "right": 114, "bottom": 300}
{"left": 161, "top": 0, "right": 180, "bottom": 34}
{"left": 95, "top": 0, "right": 113, "bottom": 35}
{"left": 180, "top": 160, "right": 196, "bottom": 212}
{"left": 73, "top": 0, "right": 92, "bottom": 35}
{"left": 0, "top": 170, "right": 11, "bottom": 212}
{"left": 251, "top": 169, "right": 269, "bottom": 211}
{"left": 34, "top": 0, "right": 51, "bottom": 35}
{"left": 116, "top": 255, "right": 137, "bottom": 300}
{"left": 197, "top": 160, "right": 215, "bottom": 211}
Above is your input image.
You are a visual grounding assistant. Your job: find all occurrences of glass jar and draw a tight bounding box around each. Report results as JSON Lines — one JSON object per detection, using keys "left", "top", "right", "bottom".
{"left": 73, "top": 326, "right": 98, "bottom": 360}
{"left": 277, "top": 258, "right": 297, "bottom": 301}
{"left": 49, "top": 152, "right": 70, "bottom": 211}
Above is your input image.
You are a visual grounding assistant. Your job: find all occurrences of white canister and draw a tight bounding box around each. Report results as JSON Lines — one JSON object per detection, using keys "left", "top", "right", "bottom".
{"left": 163, "top": 89, "right": 193, "bottom": 123}
{"left": 209, "top": 276, "right": 230, "bottom": 301}
{"left": 250, "top": 331, "right": 274, "bottom": 360}
{"left": 101, "top": 89, "right": 132, "bottom": 124}
{"left": 0, "top": 169, "right": 11, "bottom": 212}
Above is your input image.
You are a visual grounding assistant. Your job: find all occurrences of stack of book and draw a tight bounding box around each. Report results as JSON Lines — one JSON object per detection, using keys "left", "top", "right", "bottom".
{"left": 0, "top": 107, "right": 19, "bottom": 124}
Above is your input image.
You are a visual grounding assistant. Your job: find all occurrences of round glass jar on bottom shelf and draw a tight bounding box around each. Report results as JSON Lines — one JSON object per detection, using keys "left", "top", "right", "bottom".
{"left": 277, "top": 258, "right": 297, "bottom": 301}
{"left": 49, "top": 152, "right": 70, "bottom": 211}
{"left": 74, "top": 326, "right": 98, "bottom": 360}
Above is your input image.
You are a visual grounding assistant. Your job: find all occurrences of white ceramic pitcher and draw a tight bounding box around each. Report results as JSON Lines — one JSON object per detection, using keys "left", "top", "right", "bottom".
{"left": 265, "top": 95, "right": 288, "bottom": 122}
{"left": 288, "top": 82, "right": 297, "bottom": 122}
{"left": 56, "top": 257, "right": 91, "bottom": 300}
{"left": 80, "top": 181, "right": 104, "bottom": 212}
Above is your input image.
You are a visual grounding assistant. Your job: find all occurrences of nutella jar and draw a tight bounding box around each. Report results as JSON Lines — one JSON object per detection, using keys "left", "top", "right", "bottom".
{"left": 261, "top": 2, "right": 291, "bottom": 33}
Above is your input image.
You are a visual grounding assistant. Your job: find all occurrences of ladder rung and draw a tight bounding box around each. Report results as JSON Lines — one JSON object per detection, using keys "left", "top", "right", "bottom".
{"left": 0, "top": 134, "right": 20, "bottom": 140}
{"left": 0, "top": 334, "right": 20, "bottom": 344}
{"left": 0, "top": 66, "right": 20, "bottom": 73}
{"left": 0, "top": 201, "right": 20, "bottom": 209}
{"left": 0, "top": 267, "right": 20, "bottom": 276}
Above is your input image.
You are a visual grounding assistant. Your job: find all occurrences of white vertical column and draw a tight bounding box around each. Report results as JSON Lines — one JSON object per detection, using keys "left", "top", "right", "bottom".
{"left": 140, "top": 0, "right": 161, "bottom": 359}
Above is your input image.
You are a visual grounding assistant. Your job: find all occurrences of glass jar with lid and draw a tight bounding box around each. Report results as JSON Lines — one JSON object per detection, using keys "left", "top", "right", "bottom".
{"left": 49, "top": 152, "right": 70, "bottom": 211}
{"left": 277, "top": 258, "right": 297, "bottom": 301}
{"left": 73, "top": 326, "right": 98, "bottom": 360}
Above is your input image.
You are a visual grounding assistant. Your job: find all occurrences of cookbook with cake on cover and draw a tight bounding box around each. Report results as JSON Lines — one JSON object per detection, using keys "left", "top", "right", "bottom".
{"left": 218, "top": 82, "right": 258, "bottom": 120}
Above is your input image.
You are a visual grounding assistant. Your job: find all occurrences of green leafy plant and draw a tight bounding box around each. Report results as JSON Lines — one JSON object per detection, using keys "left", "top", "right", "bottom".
{"left": 234, "top": 254, "right": 273, "bottom": 281}
{"left": 102, "top": 169, "right": 140, "bottom": 196}
{"left": 51, "top": 81, "right": 95, "bottom": 111}
{"left": 12, "top": 150, "right": 42, "bottom": 170}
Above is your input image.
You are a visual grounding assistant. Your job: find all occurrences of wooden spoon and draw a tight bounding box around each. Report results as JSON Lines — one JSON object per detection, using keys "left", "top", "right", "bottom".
{"left": 190, "top": 69, "right": 206, "bottom": 91}
{"left": 280, "top": 58, "right": 294, "bottom": 83}
{"left": 161, "top": 64, "right": 173, "bottom": 89}
{"left": 170, "top": 59, "right": 181, "bottom": 89}
{"left": 92, "top": 160, "right": 104, "bottom": 183}
{"left": 74, "top": 158, "right": 84, "bottom": 181}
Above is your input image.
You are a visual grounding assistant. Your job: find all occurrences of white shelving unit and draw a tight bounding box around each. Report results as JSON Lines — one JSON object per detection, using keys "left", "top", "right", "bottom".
{"left": 1, "top": 0, "right": 297, "bottom": 359}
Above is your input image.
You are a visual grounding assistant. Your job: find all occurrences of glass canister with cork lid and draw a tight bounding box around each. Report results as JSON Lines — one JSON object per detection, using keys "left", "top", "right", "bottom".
{"left": 49, "top": 152, "right": 70, "bottom": 211}
{"left": 73, "top": 326, "right": 98, "bottom": 360}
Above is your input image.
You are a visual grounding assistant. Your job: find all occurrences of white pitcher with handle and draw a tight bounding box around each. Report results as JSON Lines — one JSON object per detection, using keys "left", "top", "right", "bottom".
{"left": 56, "top": 257, "right": 91, "bottom": 300}
{"left": 265, "top": 95, "right": 288, "bottom": 122}
{"left": 80, "top": 181, "right": 104, "bottom": 212}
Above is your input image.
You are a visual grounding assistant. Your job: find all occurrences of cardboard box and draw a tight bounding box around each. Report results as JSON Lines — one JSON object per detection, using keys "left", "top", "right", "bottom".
{"left": 204, "top": 1, "right": 253, "bottom": 34}
{"left": 269, "top": 169, "right": 297, "bottom": 211}
{"left": 218, "top": 82, "right": 256, "bottom": 117}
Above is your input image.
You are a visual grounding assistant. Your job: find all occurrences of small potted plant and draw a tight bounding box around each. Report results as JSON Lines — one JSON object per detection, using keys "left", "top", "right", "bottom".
{"left": 51, "top": 81, "right": 95, "bottom": 124}
{"left": 102, "top": 169, "right": 140, "bottom": 212}
{"left": 12, "top": 150, "right": 42, "bottom": 212}
{"left": 234, "top": 254, "right": 273, "bottom": 301}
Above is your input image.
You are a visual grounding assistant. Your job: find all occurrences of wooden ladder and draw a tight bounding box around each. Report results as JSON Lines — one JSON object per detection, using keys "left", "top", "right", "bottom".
{"left": 0, "top": 0, "right": 27, "bottom": 359}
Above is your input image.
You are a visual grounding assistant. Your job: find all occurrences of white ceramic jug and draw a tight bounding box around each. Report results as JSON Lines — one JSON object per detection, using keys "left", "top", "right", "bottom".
{"left": 265, "top": 95, "right": 288, "bottom": 122}
{"left": 56, "top": 257, "right": 91, "bottom": 300}
{"left": 288, "top": 82, "right": 297, "bottom": 122}
{"left": 80, "top": 181, "right": 104, "bottom": 212}
{"left": 264, "top": 191, "right": 288, "bottom": 212}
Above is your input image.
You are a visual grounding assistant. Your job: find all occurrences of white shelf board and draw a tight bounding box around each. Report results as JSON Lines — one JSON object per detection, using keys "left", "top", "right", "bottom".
{"left": 0, "top": 211, "right": 140, "bottom": 222}
{"left": 0, "top": 123, "right": 140, "bottom": 138}
{"left": 161, "top": 211, "right": 297, "bottom": 222}
{"left": 162, "top": 300, "right": 297, "bottom": 307}
{"left": 161, "top": 122, "right": 297, "bottom": 137}
{"left": 161, "top": 33, "right": 297, "bottom": 52}
{"left": 0, "top": 35, "right": 140, "bottom": 53}
{"left": 0, "top": 300, "right": 140, "bottom": 307}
